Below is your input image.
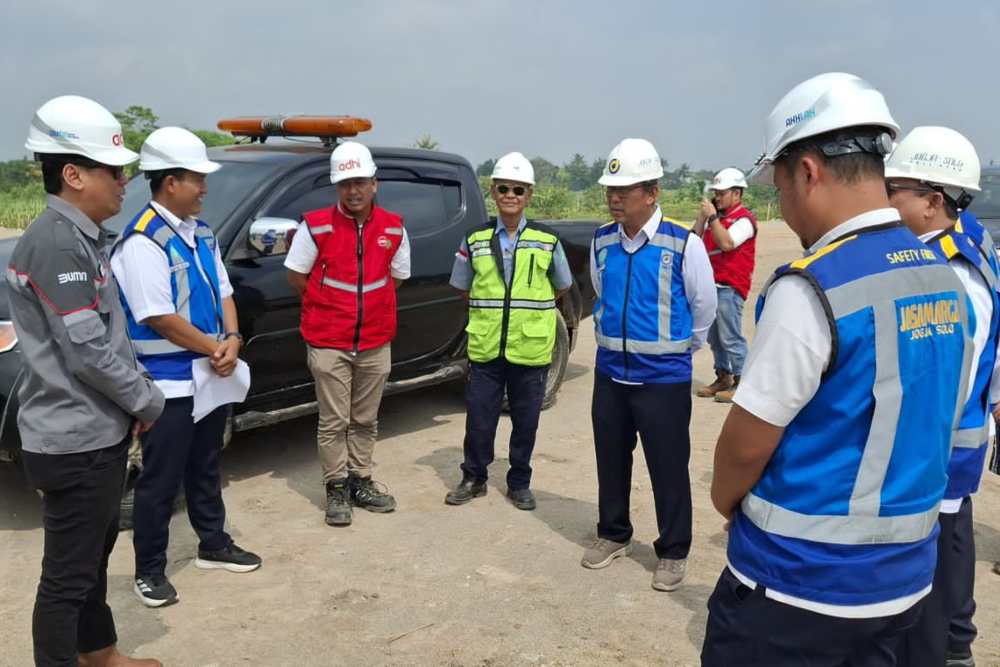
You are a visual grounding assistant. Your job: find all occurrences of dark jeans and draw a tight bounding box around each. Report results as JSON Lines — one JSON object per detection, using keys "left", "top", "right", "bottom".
{"left": 133, "top": 399, "right": 230, "bottom": 576}
{"left": 22, "top": 437, "right": 129, "bottom": 667}
{"left": 591, "top": 371, "right": 692, "bottom": 559}
{"left": 461, "top": 359, "right": 548, "bottom": 490}
{"left": 898, "top": 497, "right": 977, "bottom": 665}
{"left": 702, "top": 568, "right": 923, "bottom": 666}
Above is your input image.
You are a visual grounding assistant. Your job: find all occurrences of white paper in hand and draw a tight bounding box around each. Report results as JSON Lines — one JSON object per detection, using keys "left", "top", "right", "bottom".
{"left": 191, "top": 358, "right": 251, "bottom": 423}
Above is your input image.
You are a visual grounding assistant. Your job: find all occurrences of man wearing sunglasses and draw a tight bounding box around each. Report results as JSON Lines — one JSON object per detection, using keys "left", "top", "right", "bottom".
{"left": 445, "top": 152, "right": 573, "bottom": 510}
{"left": 703, "top": 74, "right": 970, "bottom": 665}
{"left": 10, "top": 96, "right": 166, "bottom": 666}
{"left": 885, "top": 127, "right": 997, "bottom": 667}
{"left": 583, "top": 138, "right": 716, "bottom": 592}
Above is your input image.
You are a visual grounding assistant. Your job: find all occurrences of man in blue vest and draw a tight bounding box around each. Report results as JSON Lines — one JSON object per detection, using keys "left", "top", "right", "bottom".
{"left": 885, "top": 127, "right": 998, "bottom": 667}
{"left": 582, "top": 138, "right": 716, "bottom": 592}
{"left": 112, "top": 127, "right": 261, "bottom": 609}
{"left": 702, "top": 73, "right": 972, "bottom": 665}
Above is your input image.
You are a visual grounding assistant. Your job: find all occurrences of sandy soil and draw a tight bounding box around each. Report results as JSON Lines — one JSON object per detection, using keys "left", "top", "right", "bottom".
{"left": 2, "top": 221, "right": 1000, "bottom": 666}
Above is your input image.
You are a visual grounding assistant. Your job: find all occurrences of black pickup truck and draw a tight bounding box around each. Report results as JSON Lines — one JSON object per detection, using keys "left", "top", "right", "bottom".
{"left": 0, "top": 141, "right": 599, "bottom": 463}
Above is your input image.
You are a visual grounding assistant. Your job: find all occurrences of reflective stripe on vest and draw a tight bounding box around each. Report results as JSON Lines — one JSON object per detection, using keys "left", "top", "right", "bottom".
{"left": 465, "top": 223, "right": 558, "bottom": 366}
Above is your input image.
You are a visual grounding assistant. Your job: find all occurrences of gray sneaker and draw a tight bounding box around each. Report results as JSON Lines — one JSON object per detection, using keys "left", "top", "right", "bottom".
{"left": 652, "top": 558, "right": 687, "bottom": 591}
{"left": 580, "top": 538, "right": 631, "bottom": 569}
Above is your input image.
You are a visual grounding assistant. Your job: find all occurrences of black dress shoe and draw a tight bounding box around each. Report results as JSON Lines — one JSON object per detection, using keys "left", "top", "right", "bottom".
{"left": 507, "top": 488, "right": 536, "bottom": 511}
{"left": 445, "top": 477, "right": 487, "bottom": 505}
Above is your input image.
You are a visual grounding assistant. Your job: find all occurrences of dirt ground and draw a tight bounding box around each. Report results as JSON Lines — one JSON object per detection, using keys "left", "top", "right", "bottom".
{"left": 3, "top": 221, "right": 1000, "bottom": 666}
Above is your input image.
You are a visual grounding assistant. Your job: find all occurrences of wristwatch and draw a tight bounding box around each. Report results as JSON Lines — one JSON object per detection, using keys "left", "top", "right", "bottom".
{"left": 707, "top": 214, "right": 721, "bottom": 224}
{"left": 222, "top": 332, "right": 244, "bottom": 345}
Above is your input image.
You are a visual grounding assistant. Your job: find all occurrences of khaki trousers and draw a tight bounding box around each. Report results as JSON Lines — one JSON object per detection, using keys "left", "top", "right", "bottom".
{"left": 307, "top": 343, "right": 391, "bottom": 482}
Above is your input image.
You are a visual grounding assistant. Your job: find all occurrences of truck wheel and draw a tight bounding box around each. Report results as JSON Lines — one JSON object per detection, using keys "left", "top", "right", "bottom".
{"left": 500, "top": 310, "right": 570, "bottom": 412}
{"left": 116, "top": 405, "right": 233, "bottom": 532}
{"left": 541, "top": 310, "right": 570, "bottom": 410}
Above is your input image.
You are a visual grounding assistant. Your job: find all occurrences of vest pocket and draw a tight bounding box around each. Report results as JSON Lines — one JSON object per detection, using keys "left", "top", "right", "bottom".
{"left": 522, "top": 317, "right": 552, "bottom": 338}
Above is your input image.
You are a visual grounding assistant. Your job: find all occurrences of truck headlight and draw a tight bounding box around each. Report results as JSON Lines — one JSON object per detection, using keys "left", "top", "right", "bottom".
{"left": 0, "top": 320, "right": 18, "bottom": 353}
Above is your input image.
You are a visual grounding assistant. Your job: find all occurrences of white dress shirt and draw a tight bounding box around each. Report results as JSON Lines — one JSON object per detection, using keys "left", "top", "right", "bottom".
{"left": 284, "top": 204, "right": 411, "bottom": 279}
{"left": 110, "top": 200, "right": 233, "bottom": 398}
{"left": 589, "top": 207, "right": 717, "bottom": 354}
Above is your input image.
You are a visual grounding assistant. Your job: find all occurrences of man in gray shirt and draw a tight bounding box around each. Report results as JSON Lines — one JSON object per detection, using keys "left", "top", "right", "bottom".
{"left": 12, "top": 95, "right": 164, "bottom": 667}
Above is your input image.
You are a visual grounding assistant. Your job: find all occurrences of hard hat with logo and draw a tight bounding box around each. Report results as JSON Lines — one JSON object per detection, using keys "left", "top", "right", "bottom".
{"left": 25, "top": 95, "right": 138, "bottom": 166}
{"left": 598, "top": 138, "right": 664, "bottom": 187}
{"left": 749, "top": 72, "right": 899, "bottom": 185}
{"left": 330, "top": 141, "right": 377, "bottom": 184}
{"left": 140, "top": 127, "right": 221, "bottom": 174}
{"left": 885, "top": 126, "right": 980, "bottom": 204}
{"left": 709, "top": 167, "right": 748, "bottom": 191}
{"left": 491, "top": 151, "right": 535, "bottom": 185}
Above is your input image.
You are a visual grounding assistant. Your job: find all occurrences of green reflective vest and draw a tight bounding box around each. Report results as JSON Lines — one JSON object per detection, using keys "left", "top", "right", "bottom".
{"left": 466, "top": 222, "right": 559, "bottom": 366}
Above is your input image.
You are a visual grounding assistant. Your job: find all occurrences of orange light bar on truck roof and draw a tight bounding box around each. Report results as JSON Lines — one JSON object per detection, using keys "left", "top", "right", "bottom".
{"left": 217, "top": 115, "right": 373, "bottom": 138}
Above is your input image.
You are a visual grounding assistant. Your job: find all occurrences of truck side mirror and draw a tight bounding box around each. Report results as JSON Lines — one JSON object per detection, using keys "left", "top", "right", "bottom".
{"left": 249, "top": 217, "right": 299, "bottom": 257}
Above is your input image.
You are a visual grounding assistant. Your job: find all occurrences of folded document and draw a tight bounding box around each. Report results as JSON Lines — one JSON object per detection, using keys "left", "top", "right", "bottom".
{"left": 191, "top": 358, "right": 251, "bottom": 423}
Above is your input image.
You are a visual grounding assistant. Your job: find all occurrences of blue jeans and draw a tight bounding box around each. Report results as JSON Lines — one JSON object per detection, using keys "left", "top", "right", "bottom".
{"left": 707, "top": 285, "right": 747, "bottom": 376}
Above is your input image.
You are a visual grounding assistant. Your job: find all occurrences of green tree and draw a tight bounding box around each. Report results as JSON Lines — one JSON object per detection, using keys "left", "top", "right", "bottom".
{"left": 476, "top": 159, "right": 496, "bottom": 178}
{"left": 564, "top": 153, "right": 591, "bottom": 191}
{"left": 414, "top": 134, "right": 440, "bottom": 150}
{"left": 589, "top": 158, "right": 605, "bottom": 185}
{"left": 191, "top": 129, "right": 236, "bottom": 148}
{"left": 113, "top": 105, "right": 159, "bottom": 153}
{"left": 529, "top": 157, "right": 559, "bottom": 186}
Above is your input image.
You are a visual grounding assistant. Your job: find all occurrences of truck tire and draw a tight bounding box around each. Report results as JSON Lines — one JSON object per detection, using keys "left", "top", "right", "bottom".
{"left": 118, "top": 408, "right": 232, "bottom": 531}
{"left": 541, "top": 310, "right": 570, "bottom": 410}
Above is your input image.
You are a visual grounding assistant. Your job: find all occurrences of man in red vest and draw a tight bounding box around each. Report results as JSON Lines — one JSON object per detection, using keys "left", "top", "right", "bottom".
{"left": 285, "top": 141, "right": 410, "bottom": 526}
{"left": 694, "top": 168, "right": 757, "bottom": 403}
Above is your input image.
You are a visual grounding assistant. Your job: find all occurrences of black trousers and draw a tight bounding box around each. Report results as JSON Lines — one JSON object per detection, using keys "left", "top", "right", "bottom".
{"left": 591, "top": 371, "right": 692, "bottom": 559}
{"left": 22, "top": 437, "right": 129, "bottom": 667}
{"left": 898, "top": 497, "right": 978, "bottom": 665}
{"left": 461, "top": 359, "right": 548, "bottom": 490}
{"left": 133, "top": 399, "right": 230, "bottom": 576}
{"left": 702, "top": 568, "right": 923, "bottom": 666}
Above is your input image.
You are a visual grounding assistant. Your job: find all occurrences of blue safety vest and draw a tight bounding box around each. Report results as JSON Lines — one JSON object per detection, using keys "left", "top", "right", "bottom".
{"left": 592, "top": 218, "right": 693, "bottom": 383}
{"left": 118, "top": 205, "right": 224, "bottom": 382}
{"left": 931, "top": 213, "right": 1000, "bottom": 498}
{"left": 728, "top": 221, "right": 971, "bottom": 607}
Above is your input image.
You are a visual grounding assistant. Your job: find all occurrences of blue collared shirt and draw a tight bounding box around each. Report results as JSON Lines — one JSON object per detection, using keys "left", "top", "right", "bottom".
{"left": 449, "top": 217, "right": 573, "bottom": 290}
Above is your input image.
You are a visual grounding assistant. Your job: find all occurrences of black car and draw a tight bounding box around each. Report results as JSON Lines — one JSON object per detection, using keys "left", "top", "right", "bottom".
{"left": 0, "top": 141, "right": 599, "bottom": 465}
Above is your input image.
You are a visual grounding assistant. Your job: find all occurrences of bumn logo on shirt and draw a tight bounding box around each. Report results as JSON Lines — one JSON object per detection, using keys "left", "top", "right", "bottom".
{"left": 57, "top": 271, "right": 88, "bottom": 284}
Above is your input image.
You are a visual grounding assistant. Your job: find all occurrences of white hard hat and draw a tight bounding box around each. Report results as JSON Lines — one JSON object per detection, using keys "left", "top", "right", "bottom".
{"left": 25, "top": 95, "right": 138, "bottom": 166}
{"left": 749, "top": 72, "right": 899, "bottom": 185}
{"left": 709, "top": 167, "right": 748, "bottom": 191}
{"left": 140, "top": 126, "right": 221, "bottom": 174}
{"left": 598, "top": 138, "right": 664, "bottom": 186}
{"left": 491, "top": 151, "right": 535, "bottom": 185}
{"left": 330, "top": 141, "right": 377, "bottom": 184}
{"left": 885, "top": 126, "right": 981, "bottom": 199}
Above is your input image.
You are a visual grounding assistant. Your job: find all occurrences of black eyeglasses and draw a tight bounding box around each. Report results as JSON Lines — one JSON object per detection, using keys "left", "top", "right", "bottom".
{"left": 885, "top": 182, "right": 937, "bottom": 197}
{"left": 605, "top": 183, "right": 646, "bottom": 199}
{"left": 496, "top": 184, "right": 527, "bottom": 196}
{"left": 86, "top": 164, "right": 125, "bottom": 180}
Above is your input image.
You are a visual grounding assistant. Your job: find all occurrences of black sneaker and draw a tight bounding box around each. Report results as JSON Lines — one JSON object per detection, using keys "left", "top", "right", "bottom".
{"left": 946, "top": 649, "right": 975, "bottom": 667}
{"left": 326, "top": 478, "right": 353, "bottom": 526}
{"left": 133, "top": 574, "right": 178, "bottom": 608}
{"left": 195, "top": 543, "right": 262, "bottom": 573}
{"left": 349, "top": 473, "right": 397, "bottom": 513}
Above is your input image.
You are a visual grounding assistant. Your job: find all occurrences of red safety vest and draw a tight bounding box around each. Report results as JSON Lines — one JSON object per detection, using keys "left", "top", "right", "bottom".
{"left": 703, "top": 204, "right": 757, "bottom": 300}
{"left": 300, "top": 204, "right": 404, "bottom": 351}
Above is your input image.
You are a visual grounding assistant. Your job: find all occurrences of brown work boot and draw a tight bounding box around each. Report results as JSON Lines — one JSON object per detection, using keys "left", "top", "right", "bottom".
{"left": 714, "top": 375, "right": 740, "bottom": 403}
{"left": 696, "top": 371, "right": 733, "bottom": 397}
{"left": 581, "top": 538, "right": 631, "bottom": 569}
{"left": 78, "top": 645, "right": 162, "bottom": 666}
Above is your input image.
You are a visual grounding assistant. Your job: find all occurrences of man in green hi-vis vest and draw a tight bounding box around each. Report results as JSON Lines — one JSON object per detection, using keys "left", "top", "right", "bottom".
{"left": 446, "top": 152, "right": 573, "bottom": 511}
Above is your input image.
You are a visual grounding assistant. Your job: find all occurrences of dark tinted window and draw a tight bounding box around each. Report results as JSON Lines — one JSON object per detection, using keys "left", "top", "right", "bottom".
{"left": 969, "top": 171, "right": 1000, "bottom": 220}
{"left": 104, "top": 161, "right": 273, "bottom": 235}
{"left": 273, "top": 178, "right": 462, "bottom": 236}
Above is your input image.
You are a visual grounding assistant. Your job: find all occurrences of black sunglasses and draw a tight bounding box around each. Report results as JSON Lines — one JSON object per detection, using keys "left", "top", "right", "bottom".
{"left": 496, "top": 184, "right": 527, "bottom": 196}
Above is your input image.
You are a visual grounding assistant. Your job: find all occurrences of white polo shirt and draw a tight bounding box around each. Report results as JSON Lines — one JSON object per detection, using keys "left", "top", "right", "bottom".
{"left": 111, "top": 200, "right": 233, "bottom": 398}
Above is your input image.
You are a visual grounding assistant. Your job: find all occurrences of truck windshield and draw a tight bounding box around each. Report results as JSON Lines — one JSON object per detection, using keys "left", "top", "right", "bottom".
{"left": 104, "top": 162, "right": 272, "bottom": 236}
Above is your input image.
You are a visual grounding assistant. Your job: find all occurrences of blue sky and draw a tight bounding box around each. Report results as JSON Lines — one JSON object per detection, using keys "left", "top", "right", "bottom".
{"left": 3, "top": 0, "right": 999, "bottom": 172}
